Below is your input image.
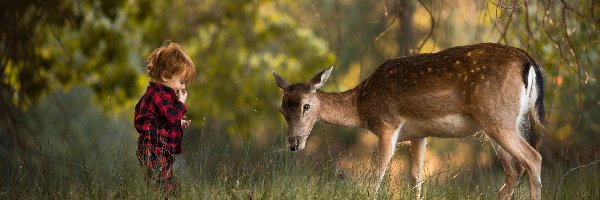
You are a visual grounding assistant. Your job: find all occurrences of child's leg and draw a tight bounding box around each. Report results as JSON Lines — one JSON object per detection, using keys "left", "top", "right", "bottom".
{"left": 157, "top": 151, "right": 177, "bottom": 196}
{"left": 137, "top": 147, "right": 178, "bottom": 196}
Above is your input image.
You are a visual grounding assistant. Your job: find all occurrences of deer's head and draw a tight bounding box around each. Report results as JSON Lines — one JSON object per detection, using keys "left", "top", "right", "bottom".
{"left": 272, "top": 66, "right": 333, "bottom": 151}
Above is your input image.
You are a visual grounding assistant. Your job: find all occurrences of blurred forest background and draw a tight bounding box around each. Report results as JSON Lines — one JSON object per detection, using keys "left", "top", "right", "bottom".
{"left": 1, "top": 0, "right": 600, "bottom": 198}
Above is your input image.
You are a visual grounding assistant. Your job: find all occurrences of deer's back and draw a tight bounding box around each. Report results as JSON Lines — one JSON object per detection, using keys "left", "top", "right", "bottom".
{"left": 356, "top": 43, "right": 532, "bottom": 121}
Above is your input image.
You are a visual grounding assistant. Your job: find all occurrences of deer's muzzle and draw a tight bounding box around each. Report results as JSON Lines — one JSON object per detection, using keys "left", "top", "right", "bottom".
{"left": 288, "top": 135, "right": 308, "bottom": 151}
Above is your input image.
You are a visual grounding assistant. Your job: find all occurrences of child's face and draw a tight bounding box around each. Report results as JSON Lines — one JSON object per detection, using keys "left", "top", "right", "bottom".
{"left": 161, "top": 74, "right": 186, "bottom": 91}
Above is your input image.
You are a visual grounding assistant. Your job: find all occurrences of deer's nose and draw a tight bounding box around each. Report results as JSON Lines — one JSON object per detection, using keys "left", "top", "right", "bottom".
{"left": 288, "top": 137, "right": 299, "bottom": 151}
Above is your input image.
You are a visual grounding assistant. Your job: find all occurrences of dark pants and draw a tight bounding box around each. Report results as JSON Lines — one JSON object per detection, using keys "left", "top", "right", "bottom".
{"left": 137, "top": 146, "right": 178, "bottom": 196}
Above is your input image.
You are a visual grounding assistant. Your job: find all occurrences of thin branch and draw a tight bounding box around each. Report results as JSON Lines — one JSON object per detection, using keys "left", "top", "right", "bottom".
{"left": 523, "top": 0, "right": 536, "bottom": 53}
{"left": 359, "top": 15, "right": 398, "bottom": 79}
{"left": 416, "top": 0, "right": 435, "bottom": 53}
{"left": 553, "top": 159, "right": 600, "bottom": 200}
{"left": 486, "top": 0, "right": 508, "bottom": 41}
{"left": 560, "top": 4, "right": 585, "bottom": 132}
{"left": 540, "top": 0, "right": 565, "bottom": 122}
{"left": 488, "top": 0, "right": 525, "bottom": 9}
{"left": 496, "top": 7, "right": 515, "bottom": 44}
{"left": 559, "top": 0, "right": 587, "bottom": 18}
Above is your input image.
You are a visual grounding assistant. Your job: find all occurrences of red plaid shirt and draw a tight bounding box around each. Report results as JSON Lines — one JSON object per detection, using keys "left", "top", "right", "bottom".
{"left": 135, "top": 82, "right": 186, "bottom": 154}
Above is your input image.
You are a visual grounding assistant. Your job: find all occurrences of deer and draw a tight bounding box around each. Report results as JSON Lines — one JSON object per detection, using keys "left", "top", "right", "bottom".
{"left": 272, "top": 43, "right": 545, "bottom": 200}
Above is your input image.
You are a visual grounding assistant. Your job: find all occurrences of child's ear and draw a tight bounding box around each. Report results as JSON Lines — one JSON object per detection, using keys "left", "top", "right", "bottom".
{"left": 161, "top": 76, "right": 169, "bottom": 82}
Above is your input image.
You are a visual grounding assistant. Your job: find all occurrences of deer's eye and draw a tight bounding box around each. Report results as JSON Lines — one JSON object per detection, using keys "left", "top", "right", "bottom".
{"left": 303, "top": 104, "right": 310, "bottom": 113}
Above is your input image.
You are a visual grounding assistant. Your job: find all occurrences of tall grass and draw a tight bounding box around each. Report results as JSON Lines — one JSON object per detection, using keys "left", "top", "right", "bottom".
{"left": 3, "top": 123, "right": 600, "bottom": 199}
{"left": 1, "top": 88, "right": 599, "bottom": 199}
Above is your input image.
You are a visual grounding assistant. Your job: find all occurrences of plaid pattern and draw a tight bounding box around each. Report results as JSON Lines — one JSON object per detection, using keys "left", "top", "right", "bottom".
{"left": 134, "top": 82, "right": 186, "bottom": 154}
{"left": 137, "top": 146, "right": 178, "bottom": 196}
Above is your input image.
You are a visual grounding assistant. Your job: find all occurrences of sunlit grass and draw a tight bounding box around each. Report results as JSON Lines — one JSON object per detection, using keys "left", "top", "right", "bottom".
{"left": 3, "top": 129, "right": 600, "bottom": 200}
{"left": 1, "top": 99, "right": 598, "bottom": 200}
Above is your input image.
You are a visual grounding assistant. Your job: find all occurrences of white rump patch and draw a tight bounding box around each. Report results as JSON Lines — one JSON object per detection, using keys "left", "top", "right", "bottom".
{"left": 516, "top": 66, "right": 537, "bottom": 130}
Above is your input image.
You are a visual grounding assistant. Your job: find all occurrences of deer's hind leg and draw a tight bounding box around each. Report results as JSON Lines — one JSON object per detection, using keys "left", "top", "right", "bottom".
{"left": 492, "top": 142, "right": 525, "bottom": 200}
{"left": 475, "top": 117, "right": 542, "bottom": 200}
{"left": 471, "top": 74, "right": 542, "bottom": 199}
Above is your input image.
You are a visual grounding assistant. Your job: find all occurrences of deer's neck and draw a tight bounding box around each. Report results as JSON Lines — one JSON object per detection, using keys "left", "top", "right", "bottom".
{"left": 316, "top": 89, "right": 363, "bottom": 128}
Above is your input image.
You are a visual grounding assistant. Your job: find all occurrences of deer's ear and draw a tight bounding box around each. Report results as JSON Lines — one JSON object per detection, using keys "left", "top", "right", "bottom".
{"left": 309, "top": 66, "right": 333, "bottom": 89}
{"left": 272, "top": 70, "right": 290, "bottom": 89}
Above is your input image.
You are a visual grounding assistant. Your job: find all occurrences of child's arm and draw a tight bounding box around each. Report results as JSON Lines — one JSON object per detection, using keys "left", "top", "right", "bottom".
{"left": 154, "top": 93, "right": 187, "bottom": 127}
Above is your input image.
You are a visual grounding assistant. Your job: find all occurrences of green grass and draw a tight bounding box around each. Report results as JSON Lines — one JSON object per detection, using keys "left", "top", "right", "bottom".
{"left": 1, "top": 101, "right": 598, "bottom": 200}
{"left": 3, "top": 134, "right": 600, "bottom": 200}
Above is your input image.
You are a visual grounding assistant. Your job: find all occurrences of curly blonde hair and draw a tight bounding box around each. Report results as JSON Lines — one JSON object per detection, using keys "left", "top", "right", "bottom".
{"left": 146, "top": 42, "right": 196, "bottom": 83}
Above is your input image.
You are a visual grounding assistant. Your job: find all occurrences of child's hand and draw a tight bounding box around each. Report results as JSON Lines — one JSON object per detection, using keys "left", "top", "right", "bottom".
{"left": 178, "top": 89, "right": 188, "bottom": 103}
{"left": 181, "top": 117, "right": 191, "bottom": 130}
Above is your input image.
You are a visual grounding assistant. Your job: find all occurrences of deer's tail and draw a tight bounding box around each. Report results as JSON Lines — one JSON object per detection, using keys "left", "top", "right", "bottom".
{"left": 521, "top": 61, "right": 545, "bottom": 150}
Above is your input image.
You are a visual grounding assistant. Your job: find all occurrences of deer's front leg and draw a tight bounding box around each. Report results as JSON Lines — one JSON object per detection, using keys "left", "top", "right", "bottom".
{"left": 370, "top": 123, "right": 403, "bottom": 196}
{"left": 409, "top": 138, "right": 427, "bottom": 200}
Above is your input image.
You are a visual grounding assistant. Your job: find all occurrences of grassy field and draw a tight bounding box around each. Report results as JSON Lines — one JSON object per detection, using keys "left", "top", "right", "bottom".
{"left": 1, "top": 96, "right": 598, "bottom": 199}
{"left": 2, "top": 130, "right": 600, "bottom": 200}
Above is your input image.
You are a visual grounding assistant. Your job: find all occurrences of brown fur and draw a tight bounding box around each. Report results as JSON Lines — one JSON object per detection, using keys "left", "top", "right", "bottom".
{"left": 273, "top": 43, "right": 543, "bottom": 199}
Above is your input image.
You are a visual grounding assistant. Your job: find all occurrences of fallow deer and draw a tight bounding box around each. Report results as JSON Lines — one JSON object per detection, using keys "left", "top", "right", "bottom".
{"left": 272, "top": 43, "right": 545, "bottom": 200}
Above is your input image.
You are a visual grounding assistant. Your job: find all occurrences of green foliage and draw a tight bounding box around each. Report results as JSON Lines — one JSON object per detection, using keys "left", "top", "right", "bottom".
{"left": 2, "top": 1, "right": 600, "bottom": 198}
{"left": 176, "top": 1, "right": 336, "bottom": 136}
{"left": 1, "top": 0, "right": 336, "bottom": 138}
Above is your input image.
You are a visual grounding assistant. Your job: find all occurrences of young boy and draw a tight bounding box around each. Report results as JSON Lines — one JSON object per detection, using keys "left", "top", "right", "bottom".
{"left": 134, "top": 42, "right": 195, "bottom": 196}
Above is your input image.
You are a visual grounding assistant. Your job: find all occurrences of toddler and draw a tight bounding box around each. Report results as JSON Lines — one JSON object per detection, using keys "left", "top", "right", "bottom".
{"left": 134, "top": 42, "right": 195, "bottom": 196}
